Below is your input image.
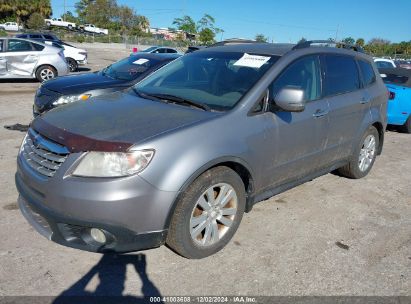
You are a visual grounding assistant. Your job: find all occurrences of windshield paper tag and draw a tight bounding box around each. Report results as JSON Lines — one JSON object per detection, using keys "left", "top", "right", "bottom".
{"left": 233, "top": 53, "right": 271, "bottom": 68}
{"left": 133, "top": 58, "right": 149, "bottom": 65}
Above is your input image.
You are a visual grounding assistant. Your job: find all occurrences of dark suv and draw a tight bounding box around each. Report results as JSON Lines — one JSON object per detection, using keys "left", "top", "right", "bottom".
{"left": 16, "top": 41, "right": 387, "bottom": 259}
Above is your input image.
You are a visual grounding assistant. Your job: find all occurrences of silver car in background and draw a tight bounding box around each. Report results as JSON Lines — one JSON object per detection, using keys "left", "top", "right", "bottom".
{"left": 0, "top": 38, "right": 68, "bottom": 82}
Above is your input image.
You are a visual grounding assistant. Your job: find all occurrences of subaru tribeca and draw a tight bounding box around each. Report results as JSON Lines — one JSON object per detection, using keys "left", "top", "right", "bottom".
{"left": 15, "top": 41, "right": 387, "bottom": 259}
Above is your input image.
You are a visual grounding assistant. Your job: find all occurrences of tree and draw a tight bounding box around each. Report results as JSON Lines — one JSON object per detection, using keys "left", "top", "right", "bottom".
{"left": 172, "top": 15, "right": 196, "bottom": 34}
{"left": 342, "top": 37, "right": 355, "bottom": 45}
{"left": 0, "top": 0, "right": 52, "bottom": 25}
{"left": 255, "top": 34, "right": 268, "bottom": 42}
{"left": 355, "top": 38, "right": 365, "bottom": 47}
{"left": 199, "top": 28, "right": 215, "bottom": 45}
{"left": 27, "top": 12, "right": 45, "bottom": 30}
{"left": 297, "top": 37, "right": 307, "bottom": 44}
{"left": 61, "top": 11, "right": 78, "bottom": 23}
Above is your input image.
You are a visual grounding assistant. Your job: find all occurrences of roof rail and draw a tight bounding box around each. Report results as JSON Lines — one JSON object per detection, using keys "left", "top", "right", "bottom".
{"left": 292, "top": 40, "right": 364, "bottom": 53}
{"left": 210, "top": 38, "right": 258, "bottom": 47}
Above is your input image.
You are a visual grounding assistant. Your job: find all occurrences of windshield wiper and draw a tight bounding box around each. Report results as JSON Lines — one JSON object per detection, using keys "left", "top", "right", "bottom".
{"left": 143, "top": 93, "right": 211, "bottom": 111}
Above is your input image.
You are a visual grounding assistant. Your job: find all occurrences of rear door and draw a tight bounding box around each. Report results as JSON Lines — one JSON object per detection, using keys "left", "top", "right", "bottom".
{"left": 264, "top": 55, "right": 330, "bottom": 186}
{"left": 4, "top": 39, "right": 40, "bottom": 76}
{"left": 0, "top": 39, "right": 6, "bottom": 75}
{"left": 321, "top": 54, "right": 367, "bottom": 162}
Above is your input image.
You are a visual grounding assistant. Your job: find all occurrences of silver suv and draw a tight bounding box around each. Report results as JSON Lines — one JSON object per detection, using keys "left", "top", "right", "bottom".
{"left": 15, "top": 41, "right": 387, "bottom": 258}
{"left": 0, "top": 38, "right": 68, "bottom": 82}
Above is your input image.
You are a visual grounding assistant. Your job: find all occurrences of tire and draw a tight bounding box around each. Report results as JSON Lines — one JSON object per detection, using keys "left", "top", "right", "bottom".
{"left": 35, "top": 65, "right": 57, "bottom": 82}
{"left": 400, "top": 116, "right": 411, "bottom": 134}
{"left": 166, "top": 166, "right": 246, "bottom": 259}
{"left": 67, "top": 58, "right": 78, "bottom": 72}
{"left": 338, "top": 126, "right": 379, "bottom": 179}
{"left": 68, "top": 24, "right": 73, "bottom": 30}
{"left": 46, "top": 22, "right": 51, "bottom": 27}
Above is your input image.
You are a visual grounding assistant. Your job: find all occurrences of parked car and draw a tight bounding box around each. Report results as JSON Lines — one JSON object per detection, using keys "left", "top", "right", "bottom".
{"left": 16, "top": 32, "right": 62, "bottom": 43}
{"left": 185, "top": 45, "right": 207, "bottom": 54}
{"left": 16, "top": 41, "right": 387, "bottom": 258}
{"left": 79, "top": 24, "right": 108, "bottom": 35}
{"left": 374, "top": 58, "right": 396, "bottom": 69}
{"left": 44, "top": 18, "right": 76, "bottom": 30}
{"left": 394, "top": 60, "right": 411, "bottom": 70}
{"left": 43, "top": 40, "right": 87, "bottom": 72}
{"left": 0, "top": 21, "right": 22, "bottom": 32}
{"left": 140, "top": 46, "right": 178, "bottom": 54}
{"left": 0, "top": 37, "right": 68, "bottom": 82}
{"left": 33, "top": 53, "right": 180, "bottom": 116}
{"left": 379, "top": 68, "right": 411, "bottom": 133}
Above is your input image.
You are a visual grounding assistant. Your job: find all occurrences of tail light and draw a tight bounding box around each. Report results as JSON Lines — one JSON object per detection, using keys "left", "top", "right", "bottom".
{"left": 388, "top": 91, "right": 395, "bottom": 100}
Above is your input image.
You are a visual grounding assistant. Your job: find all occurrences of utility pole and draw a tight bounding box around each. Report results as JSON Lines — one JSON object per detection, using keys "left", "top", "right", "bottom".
{"left": 335, "top": 24, "right": 340, "bottom": 42}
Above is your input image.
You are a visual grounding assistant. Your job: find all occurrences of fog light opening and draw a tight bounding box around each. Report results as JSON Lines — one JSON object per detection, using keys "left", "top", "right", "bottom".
{"left": 90, "top": 228, "right": 107, "bottom": 244}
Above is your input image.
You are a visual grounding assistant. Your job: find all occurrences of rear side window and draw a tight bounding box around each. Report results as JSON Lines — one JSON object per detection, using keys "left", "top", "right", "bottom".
{"left": 358, "top": 60, "right": 376, "bottom": 87}
{"left": 324, "top": 55, "right": 360, "bottom": 96}
{"left": 167, "top": 49, "right": 177, "bottom": 53}
{"left": 44, "top": 35, "right": 55, "bottom": 40}
{"left": 29, "top": 34, "right": 42, "bottom": 39}
{"left": 32, "top": 43, "right": 45, "bottom": 51}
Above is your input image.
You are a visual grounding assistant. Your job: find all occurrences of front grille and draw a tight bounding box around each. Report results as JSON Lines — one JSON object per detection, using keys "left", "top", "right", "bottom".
{"left": 21, "top": 129, "right": 69, "bottom": 177}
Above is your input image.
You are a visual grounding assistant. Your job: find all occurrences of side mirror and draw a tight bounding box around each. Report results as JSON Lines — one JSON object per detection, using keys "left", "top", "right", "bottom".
{"left": 274, "top": 87, "right": 306, "bottom": 112}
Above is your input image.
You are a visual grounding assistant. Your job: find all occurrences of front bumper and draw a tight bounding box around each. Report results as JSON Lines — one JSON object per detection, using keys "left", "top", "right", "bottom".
{"left": 15, "top": 150, "right": 178, "bottom": 253}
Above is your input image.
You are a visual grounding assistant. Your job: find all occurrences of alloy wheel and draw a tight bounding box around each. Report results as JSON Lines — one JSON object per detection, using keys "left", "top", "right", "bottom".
{"left": 190, "top": 183, "right": 238, "bottom": 246}
{"left": 40, "top": 68, "right": 55, "bottom": 81}
{"left": 358, "top": 134, "right": 376, "bottom": 172}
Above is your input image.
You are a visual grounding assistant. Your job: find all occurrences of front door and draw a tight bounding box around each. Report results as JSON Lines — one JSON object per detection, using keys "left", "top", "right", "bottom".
{"left": 4, "top": 39, "right": 39, "bottom": 77}
{"left": 264, "top": 55, "right": 330, "bottom": 187}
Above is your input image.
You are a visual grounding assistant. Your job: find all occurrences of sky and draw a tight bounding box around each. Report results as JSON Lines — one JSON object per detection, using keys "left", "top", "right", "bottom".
{"left": 51, "top": 0, "right": 411, "bottom": 43}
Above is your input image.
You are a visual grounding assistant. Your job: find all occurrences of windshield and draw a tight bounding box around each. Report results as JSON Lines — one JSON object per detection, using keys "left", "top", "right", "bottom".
{"left": 134, "top": 51, "right": 279, "bottom": 111}
{"left": 102, "top": 56, "right": 163, "bottom": 81}
{"left": 141, "top": 46, "right": 159, "bottom": 53}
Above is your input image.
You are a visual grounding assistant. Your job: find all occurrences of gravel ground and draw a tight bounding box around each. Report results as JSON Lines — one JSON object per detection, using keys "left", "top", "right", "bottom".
{"left": 0, "top": 45, "right": 410, "bottom": 299}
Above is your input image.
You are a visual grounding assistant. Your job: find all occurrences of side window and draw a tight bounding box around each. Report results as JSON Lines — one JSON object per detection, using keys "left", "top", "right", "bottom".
{"left": 29, "top": 35, "right": 42, "bottom": 39}
{"left": 167, "top": 49, "right": 177, "bottom": 53}
{"left": 375, "top": 61, "right": 394, "bottom": 69}
{"left": 158, "top": 48, "right": 167, "bottom": 53}
{"left": 44, "top": 35, "right": 54, "bottom": 40}
{"left": 0, "top": 40, "right": 4, "bottom": 52}
{"left": 323, "top": 55, "right": 360, "bottom": 96}
{"left": 358, "top": 60, "right": 376, "bottom": 87}
{"left": 7, "top": 39, "right": 34, "bottom": 52}
{"left": 272, "top": 55, "right": 321, "bottom": 102}
{"left": 32, "top": 43, "right": 45, "bottom": 51}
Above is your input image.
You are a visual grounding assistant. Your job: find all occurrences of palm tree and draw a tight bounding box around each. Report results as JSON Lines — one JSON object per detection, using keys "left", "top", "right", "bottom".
{"left": 136, "top": 15, "right": 150, "bottom": 32}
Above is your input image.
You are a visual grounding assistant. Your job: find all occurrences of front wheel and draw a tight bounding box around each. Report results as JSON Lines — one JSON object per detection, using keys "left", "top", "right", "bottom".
{"left": 166, "top": 166, "right": 246, "bottom": 259}
{"left": 67, "top": 58, "right": 78, "bottom": 72}
{"left": 338, "top": 126, "right": 379, "bottom": 179}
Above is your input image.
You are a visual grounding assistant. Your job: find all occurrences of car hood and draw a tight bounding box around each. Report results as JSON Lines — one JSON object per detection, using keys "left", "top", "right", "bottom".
{"left": 43, "top": 72, "right": 128, "bottom": 95}
{"left": 31, "top": 91, "right": 219, "bottom": 152}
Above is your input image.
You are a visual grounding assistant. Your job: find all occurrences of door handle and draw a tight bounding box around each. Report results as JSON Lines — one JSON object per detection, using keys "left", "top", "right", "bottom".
{"left": 360, "top": 97, "right": 371, "bottom": 104}
{"left": 313, "top": 109, "right": 329, "bottom": 118}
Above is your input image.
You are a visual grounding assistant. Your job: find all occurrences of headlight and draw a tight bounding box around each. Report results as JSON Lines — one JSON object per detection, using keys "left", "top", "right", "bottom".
{"left": 52, "top": 94, "right": 91, "bottom": 106}
{"left": 72, "top": 150, "right": 155, "bottom": 177}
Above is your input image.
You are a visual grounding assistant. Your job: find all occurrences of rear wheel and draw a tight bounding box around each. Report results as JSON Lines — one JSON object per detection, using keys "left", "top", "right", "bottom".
{"left": 67, "top": 58, "right": 78, "bottom": 72}
{"left": 46, "top": 22, "right": 51, "bottom": 27}
{"left": 35, "top": 65, "right": 57, "bottom": 82}
{"left": 338, "top": 126, "right": 379, "bottom": 179}
{"left": 167, "top": 166, "right": 246, "bottom": 259}
{"left": 68, "top": 24, "right": 73, "bottom": 30}
{"left": 400, "top": 116, "right": 411, "bottom": 134}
